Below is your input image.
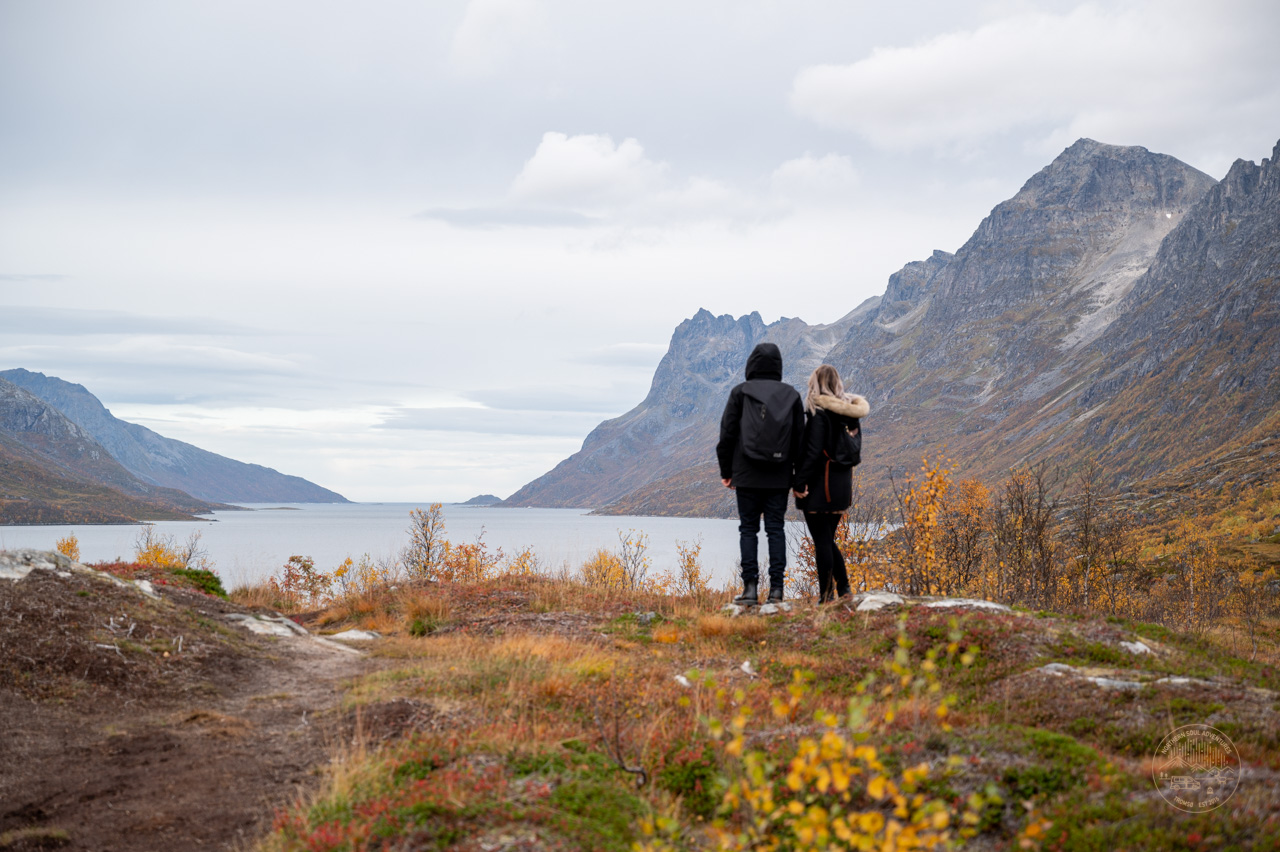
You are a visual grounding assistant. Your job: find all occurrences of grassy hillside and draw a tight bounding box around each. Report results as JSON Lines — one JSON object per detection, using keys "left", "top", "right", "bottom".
{"left": 0, "top": 438, "right": 204, "bottom": 524}
{"left": 232, "top": 486, "right": 1280, "bottom": 851}
{"left": 252, "top": 576, "right": 1279, "bottom": 851}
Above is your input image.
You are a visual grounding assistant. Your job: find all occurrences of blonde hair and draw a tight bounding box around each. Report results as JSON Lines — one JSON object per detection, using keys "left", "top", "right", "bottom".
{"left": 805, "top": 364, "right": 844, "bottom": 414}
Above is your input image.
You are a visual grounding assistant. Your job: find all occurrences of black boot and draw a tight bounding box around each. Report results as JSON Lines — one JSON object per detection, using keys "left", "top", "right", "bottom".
{"left": 767, "top": 584, "right": 784, "bottom": 603}
{"left": 734, "top": 581, "right": 759, "bottom": 606}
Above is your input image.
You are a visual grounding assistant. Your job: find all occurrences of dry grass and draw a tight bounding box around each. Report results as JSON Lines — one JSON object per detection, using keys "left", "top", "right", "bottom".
{"left": 695, "top": 614, "right": 769, "bottom": 640}
{"left": 264, "top": 571, "right": 1280, "bottom": 851}
{"left": 0, "top": 826, "right": 72, "bottom": 848}
{"left": 228, "top": 579, "right": 291, "bottom": 611}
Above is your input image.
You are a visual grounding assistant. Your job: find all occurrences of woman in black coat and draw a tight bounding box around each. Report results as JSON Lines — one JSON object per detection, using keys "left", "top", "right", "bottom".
{"left": 792, "top": 365, "right": 870, "bottom": 602}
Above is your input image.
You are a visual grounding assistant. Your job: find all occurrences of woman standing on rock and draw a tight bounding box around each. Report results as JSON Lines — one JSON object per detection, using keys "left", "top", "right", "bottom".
{"left": 792, "top": 365, "right": 869, "bottom": 603}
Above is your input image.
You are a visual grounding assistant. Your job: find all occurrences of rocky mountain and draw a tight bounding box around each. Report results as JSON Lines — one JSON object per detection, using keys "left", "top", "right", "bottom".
{"left": 0, "top": 370, "right": 348, "bottom": 504}
{"left": 0, "top": 378, "right": 218, "bottom": 523}
{"left": 509, "top": 138, "right": 1279, "bottom": 516}
{"left": 502, "top": 298, "right": 879, "bottom": 509}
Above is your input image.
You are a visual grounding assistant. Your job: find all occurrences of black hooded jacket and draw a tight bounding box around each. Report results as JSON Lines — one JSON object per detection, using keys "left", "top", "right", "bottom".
{"left": 716, "top": 343, "right": 805, "bottom": 490}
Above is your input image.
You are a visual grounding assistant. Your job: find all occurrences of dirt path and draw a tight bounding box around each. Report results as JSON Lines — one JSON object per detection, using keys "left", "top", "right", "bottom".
{"left": 1, "top": 584, "right": 375, "bottom": 852}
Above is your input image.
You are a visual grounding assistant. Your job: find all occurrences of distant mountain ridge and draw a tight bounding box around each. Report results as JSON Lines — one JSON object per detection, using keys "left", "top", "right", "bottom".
{"left": 0, "top": 378, "right": 220, "bottom": 523}
{"left": 507, "top": 138, "right": 1280, "bottom": 516}
{"left": 0, "top": 369, "right": 348, "bottom": 505}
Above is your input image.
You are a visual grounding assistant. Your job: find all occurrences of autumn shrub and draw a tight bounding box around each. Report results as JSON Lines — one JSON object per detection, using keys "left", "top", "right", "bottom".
{"left": 331, "top": 553, "right": 399, "bottom": 600}
{"left": 886, "top": 456, "right": 954, "bottom": 596}
{"left": 134, "top": 525, "right": 212, "bottom": 572}
{"left": 580, "top": 531, "right": 653, "bottom": 593}
{"left": 582, "top": 547, "right": 627, "bottom": 591}
{"left": 276, "top": 555, "right": 332, "bottom": 609}
{"left": 439, "top": 532, "right": 504, "bottom": 583}
{"left": 403, "top": 503, "right": 447, "bottom": 580}
{"left": 504, "top": 544, "right": 543, "bottom": 577}
{"left": 935, "top": 478, "right": 990, "bottom": 597}
{"left": 639, "top": 616, "right": 1000, "bottom": 852}
{"left": 653, "top": 537, "right": 711, "bottom": 600}
{"left": 1230, "top": 564, "right": 1280, "bottom": 659}
{"left": 120, "top": 525, "right": 227, "bottom": 597}
{"left": 55, "top": 532, "right": 80, "bottom": 562}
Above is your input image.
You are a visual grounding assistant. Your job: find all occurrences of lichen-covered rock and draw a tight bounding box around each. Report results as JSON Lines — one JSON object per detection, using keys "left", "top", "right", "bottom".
{"left": 0, "top": 548, "right": 72, "bottom": 581}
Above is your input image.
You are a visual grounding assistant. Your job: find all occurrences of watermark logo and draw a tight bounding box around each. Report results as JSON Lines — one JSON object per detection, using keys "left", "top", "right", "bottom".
{"left": 1152, "top": 724, "right": 1241, "bottom": 813}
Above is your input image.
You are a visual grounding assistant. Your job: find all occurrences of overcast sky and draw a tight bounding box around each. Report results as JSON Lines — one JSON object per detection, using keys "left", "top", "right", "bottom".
{"left": 1, "top": 0, "right": 1277, "bottom": 502}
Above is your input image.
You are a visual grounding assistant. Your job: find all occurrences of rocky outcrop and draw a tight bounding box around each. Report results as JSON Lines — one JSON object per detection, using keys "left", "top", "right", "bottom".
{"left": 0, "top": 370, "right": 348, "bottom": 504}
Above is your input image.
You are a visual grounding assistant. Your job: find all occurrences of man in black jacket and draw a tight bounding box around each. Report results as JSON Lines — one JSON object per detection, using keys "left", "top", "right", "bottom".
{"left": 716, "top": 342, "right": 805, "bottom": 605}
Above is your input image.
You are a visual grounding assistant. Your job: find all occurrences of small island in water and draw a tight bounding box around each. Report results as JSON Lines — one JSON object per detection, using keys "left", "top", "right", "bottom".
{"left": 459, "top": 494, "right": 502, "bottom": 506}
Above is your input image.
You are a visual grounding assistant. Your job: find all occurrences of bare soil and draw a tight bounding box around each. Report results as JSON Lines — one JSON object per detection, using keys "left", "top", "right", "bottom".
{"left": 0, "top": 564, "right": 375, "bottom": 852}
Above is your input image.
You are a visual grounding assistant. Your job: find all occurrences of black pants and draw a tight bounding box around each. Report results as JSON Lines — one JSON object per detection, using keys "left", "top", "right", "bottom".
{"left": 736, "top": 487, "right": 788, "bottom": 590}
{"left": 804, "top": 511, "right": 850, "bottom": 601}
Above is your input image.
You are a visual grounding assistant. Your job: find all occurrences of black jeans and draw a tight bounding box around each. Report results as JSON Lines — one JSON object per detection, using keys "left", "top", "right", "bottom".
{"left": 736, "top": 487, "right": 789, "bottom": 590}
{"left": 804, "top": 511, "right": 850, "bottom": 601}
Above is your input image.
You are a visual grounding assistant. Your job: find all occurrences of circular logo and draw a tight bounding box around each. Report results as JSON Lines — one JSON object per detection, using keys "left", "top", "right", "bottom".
{"left": 1152, "top": 724, "right": 1241, "bottom": 813}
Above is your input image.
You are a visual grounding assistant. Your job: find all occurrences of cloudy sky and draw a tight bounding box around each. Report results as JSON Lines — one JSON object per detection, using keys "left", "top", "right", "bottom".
{"left": 1, "top": 0, "right": 1276, "bottom": 502}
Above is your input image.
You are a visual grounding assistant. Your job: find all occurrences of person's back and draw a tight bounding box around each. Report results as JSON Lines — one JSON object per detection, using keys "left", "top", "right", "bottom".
{"left": 716, "top": 342, "right": 804, "bottom": 604}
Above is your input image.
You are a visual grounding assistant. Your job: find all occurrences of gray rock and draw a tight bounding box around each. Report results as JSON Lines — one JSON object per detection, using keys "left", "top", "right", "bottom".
{"left": 328, "top": 629, "right": 382, "bottom": 642}
{"left": 0, "top": 548, "right": 73, "bottom": 580}
{"left": 853, "top": 592, "right": 905, "bottom": 612}
{"left": 225, "top": 613, "right": 310, "bottom": 638}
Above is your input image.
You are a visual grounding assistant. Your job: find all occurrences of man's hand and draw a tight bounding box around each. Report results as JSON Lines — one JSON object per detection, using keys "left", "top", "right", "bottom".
{"left": 793, "top": 488, "right": 808, "bottom": 499}
{"left": 721, "top": 478, "right": 734, "bottom": 489}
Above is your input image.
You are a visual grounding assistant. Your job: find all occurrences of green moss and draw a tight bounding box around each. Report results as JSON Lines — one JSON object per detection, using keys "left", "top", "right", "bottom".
{"left": 169, "top": 567, "right": 228, "bottom": 598}
{"left": 547, "top": 778, "right": 643, "bottom": 849}
{"left": 408, "top": 615, "right": 444, "bottom": 637}
{"left": 1039, "top": 791, "right": 1280, "bottom": 851}
{"left": 656, "top": 742, "right": 722, "bottom": 819}
{"left": 1164, "top": 697, "right": 1225, "bottom": 725}
{"left": 1001, "top": 764, "right": 1078, "bottom": 800}
{"left": 1048, "top": 635, "right": 1130, "bottom": 666}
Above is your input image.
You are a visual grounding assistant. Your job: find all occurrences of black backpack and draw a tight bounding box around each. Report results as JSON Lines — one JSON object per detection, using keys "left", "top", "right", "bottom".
{"left": 826, "top": 414, "right": 861, "bottom": 468}
{"left": 740, "top": 385, "right": 794, "bottom": 463}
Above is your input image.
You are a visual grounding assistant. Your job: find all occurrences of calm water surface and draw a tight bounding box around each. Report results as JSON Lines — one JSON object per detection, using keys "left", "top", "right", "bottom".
{"left": 0, "top": 503, "right": 774, "bottom": 589}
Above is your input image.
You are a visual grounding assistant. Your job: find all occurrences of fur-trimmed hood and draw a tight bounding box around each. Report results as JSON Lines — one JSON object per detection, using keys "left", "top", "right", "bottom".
{"left": 812, "top": 393, "right": 870, "bottom": 419}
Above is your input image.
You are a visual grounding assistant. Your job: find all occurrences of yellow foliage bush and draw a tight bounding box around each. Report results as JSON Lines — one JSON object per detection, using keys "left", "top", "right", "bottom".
{"left": 54, "top": 532, "right": 80, "bottom": 563}
{"left": 133, "top": 525, "right": 210, "bottom": 571}
{"left": 639, "top": 616, "right": 998, "bottom": 852}
{"left": 581, "top": 547, "right": 627, "bottom": 590}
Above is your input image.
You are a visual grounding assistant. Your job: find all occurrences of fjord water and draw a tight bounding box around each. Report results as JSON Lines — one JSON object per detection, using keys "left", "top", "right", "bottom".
{"left": 0, "top": 503, "right": 754, "bottom": 588}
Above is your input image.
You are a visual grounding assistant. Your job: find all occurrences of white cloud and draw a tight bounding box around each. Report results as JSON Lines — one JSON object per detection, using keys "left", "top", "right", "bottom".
{"left": 503, "top": 132, "right": 799, "bottom": 225}
{"left": 509, "top": 132, "right": 669, "bottom": 211}
{"left": 789, "top": 1, "right": 1280, "bottom": 164}
{"left": 770, "top": 153, "right": 860, "bottom": 205}
{"left": 448, "top": 0, "right": 549, "bottom": 79}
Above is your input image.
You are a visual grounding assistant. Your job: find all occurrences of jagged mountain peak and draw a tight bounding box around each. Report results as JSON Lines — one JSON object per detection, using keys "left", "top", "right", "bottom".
{"left": 988, "top": 138, "right": 1215, "bottom": 231}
